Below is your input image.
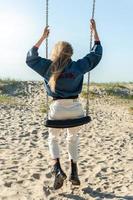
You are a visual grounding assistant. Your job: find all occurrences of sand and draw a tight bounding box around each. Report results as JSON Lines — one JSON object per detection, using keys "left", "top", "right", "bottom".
{"left": 0, "top": 82, "right": 133, "bottom": 200}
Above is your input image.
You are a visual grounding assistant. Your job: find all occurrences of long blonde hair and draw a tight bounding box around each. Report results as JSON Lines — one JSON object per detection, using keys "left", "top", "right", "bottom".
{"left": 49, "top": 41, "right": 73, "bottom": 92}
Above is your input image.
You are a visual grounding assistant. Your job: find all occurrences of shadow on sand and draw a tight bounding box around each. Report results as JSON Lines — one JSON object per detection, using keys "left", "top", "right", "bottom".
{"left": 59, "top": 186, "right": 133, "bottom": 200}
{"left": 82, "top": 186, "right": 133, "bottom": 200}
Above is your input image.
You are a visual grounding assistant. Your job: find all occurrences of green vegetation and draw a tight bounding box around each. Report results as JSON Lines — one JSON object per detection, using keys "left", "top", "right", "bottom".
{"left": 106, "top": 89, "right": 133, "bottom": 100}
{"left": 0, "top": 79, "right": 132, "bottom": 110}
{"left": 0, "top": 78, "right": 20, "bottom": 95}
{"left": 82, "top": 82, "right": 133, "bottom": 100}
{"left": 40, "top": 103, "right": 47, "bottom": 113}
{"left": 89, "top": 82, "right": 133, "bottom": 88}
{"left": 0, "top": 95, "right": 16, "bottom": 104}
{"left": 129, "top": 107, "right": 133, "bottom": 114}
{"left": 40, "top": 98, "right": 53, "bottom": 113}
{"left": 0, "top": 78, "right": 20, "bottom": 85}
{"left": 81, "top": 90, "right": 98, "bottom": 99}
{"left": 82, "top": 83, "right": 133, "bottom": 115}
{"left": 0, "top": 78, "right": 29, "bottom": 96}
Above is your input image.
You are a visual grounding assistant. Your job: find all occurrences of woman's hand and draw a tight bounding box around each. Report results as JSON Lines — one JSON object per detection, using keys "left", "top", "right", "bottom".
{"left": 42, "top": 26, "right": 50, "bottom": 39}
{"left": 90, "top": 19, "right": 100, "bottom": 42}
{"left": 90, "top": 19, "right": 97, "bottom": 32}
{"left": 34, "top": 26, "right": 50, "bottom": 48}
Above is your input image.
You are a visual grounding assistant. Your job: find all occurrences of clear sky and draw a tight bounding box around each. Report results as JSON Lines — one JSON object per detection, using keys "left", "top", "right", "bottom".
{"left": 0, "top": 0, "right": 133, "bottom": 82}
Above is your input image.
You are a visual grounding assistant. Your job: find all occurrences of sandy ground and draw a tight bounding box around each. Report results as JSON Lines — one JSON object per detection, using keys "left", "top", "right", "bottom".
{"left": 0, "top": 82, "right": 133, "bottom": 200}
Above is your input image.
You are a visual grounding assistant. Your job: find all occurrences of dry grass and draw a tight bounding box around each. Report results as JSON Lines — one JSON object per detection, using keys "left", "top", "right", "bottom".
{"left": 0, "top": 95, "right": 16, "bottom": 104}
{"left": 0, "top": 78, "right": 20, "bottom": 84}
{"left": 40, "top": 103, "right": 48, "bottom": 113}
{"left": 81, "top": 90, "right": 98, "bottom": 99}
{"left": 129, "top": 107, "right": 133, "bottom": 114}
{"left": 82, "top": 82, "right": 133, "bottom": 99}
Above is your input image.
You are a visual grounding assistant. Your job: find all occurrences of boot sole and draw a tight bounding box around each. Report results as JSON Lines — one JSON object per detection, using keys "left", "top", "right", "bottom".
{"left": 54, "top": 173, "right": 67, "bottom": 190}
{"left": 69, "top": 179, "right": 80, "bottom": 186}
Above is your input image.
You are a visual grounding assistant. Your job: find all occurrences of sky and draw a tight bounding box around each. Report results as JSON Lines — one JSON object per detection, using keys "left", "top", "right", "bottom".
{"left": 0, "top": 0, "right": 133, "bottom": 82}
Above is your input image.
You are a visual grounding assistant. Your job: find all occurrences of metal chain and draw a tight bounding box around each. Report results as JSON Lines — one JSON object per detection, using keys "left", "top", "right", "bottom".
{"left": 86, "top": 0, "right": 96, "bottom": 116}
{"left": 46, "top": 0, "right": 49, "bottom": 119}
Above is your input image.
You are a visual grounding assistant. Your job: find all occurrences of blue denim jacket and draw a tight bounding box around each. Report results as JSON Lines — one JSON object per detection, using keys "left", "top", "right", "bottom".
{"left": 26, "top": 41, "right": 103, "bottom": 98}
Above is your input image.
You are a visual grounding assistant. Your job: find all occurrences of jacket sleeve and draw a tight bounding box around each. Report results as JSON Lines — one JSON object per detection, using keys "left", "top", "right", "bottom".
{"left": 26, "top": 46, "right": 52, "bottom": 78}
{"left": 74, "top": 41, "right": 103, "bottom": 75}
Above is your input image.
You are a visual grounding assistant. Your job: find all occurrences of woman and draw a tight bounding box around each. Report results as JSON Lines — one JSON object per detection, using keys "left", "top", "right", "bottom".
{"left": 26, "top": 19, "right": 103, "bottom": 190}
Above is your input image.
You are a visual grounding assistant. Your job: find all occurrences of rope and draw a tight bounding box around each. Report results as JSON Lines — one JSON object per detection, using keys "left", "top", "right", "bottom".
{"left": 86, "top": 0, "right": 96, "bottom": 116}
{"left": 46, "top": 0, "right": 49, "bottom": 119}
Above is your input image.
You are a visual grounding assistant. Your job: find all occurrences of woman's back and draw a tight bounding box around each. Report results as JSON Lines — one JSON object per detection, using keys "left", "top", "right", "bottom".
{"left": 26, "top": 41, "right": 102, "bottom": 98}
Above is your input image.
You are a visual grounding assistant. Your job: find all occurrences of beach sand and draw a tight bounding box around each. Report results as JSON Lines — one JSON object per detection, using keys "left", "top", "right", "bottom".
{"left": 0, "top": 82, "right": 133, "bottom": 200}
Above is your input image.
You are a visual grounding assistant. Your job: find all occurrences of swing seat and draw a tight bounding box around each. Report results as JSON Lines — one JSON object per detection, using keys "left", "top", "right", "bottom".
{"left": 44, "top": 116, "right": 91, "bottom": 128}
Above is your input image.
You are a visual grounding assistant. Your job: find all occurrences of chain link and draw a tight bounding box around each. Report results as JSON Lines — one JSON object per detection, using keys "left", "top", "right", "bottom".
{"left": 45, "top": 0, "right": 49, "bottom": 119}
{"left": 86, "top": 0, "right": 96, "bottom": 116}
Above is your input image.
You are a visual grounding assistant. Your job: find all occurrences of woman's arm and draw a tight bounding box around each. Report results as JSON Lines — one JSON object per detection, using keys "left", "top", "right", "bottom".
{"left": 73, "top": 19, "right": 103, "bottom": 75}
{"left": 26, "top": 26, "right": 51, "bottom": 78}
{"left": 34, "top": 26, "right": 50, "bottom": 48}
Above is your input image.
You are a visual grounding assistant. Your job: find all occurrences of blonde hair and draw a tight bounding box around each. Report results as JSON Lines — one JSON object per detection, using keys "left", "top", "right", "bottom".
{"left": 49, "top": 41, "right": 73, "bottom": 92}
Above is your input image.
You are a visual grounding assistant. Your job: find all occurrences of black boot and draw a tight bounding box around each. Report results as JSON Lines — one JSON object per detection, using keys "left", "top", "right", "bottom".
{"left": 69, "top": 160, "right": 80, "bottom": 185}
{"left": 51, "top": 158, "right": 67, "bottom": 190}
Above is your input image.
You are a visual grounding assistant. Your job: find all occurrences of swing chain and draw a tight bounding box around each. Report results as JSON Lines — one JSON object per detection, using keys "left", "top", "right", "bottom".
{"left": 46, "top": 0, "right": 49, "bottom": 119}
{"left": 86, "top": 0, "right": 96, "bottom": 116}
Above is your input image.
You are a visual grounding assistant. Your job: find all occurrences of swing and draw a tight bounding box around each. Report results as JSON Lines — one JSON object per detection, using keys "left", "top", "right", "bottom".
{"left": 44, "top": 0, "right": 96, "bottom": 128}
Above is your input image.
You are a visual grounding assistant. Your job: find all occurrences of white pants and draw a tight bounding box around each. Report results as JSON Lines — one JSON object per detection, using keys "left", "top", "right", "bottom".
{"left": 48, "top": 98, "right": 84, "bottom": 162}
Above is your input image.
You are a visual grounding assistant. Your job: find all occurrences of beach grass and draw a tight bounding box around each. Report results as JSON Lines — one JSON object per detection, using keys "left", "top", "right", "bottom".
{"left": 81, "top": 90, "right": 98, "bottom": 99}
{"left": 40, "top": 103, "right": 48, "bottom": 113}
{"left": 0, "top": 95, "right": 16, "bottom": 104}
{"left": 0, "top": 78, "right": 20, "bottom": 85}
{"left": 129, "top": 106, "right": 133, "bottom": 114}
{"left": 82, "top": 82, "right": 133, "bottom": 99}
